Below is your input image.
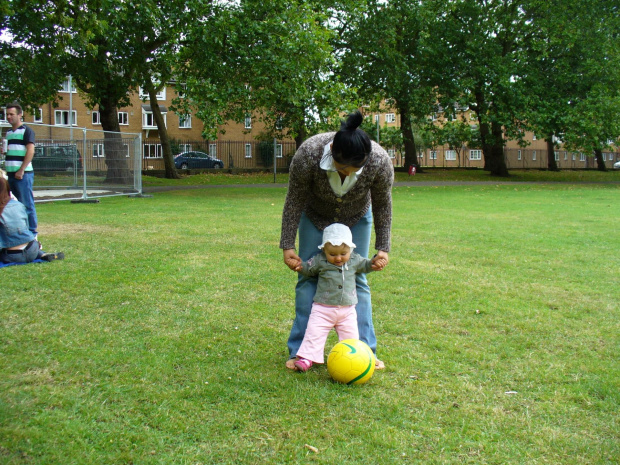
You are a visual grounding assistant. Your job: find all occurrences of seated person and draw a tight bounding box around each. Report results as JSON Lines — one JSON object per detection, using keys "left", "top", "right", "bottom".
{"left": 0, "top": 175, "right": 64, "bottom": 264}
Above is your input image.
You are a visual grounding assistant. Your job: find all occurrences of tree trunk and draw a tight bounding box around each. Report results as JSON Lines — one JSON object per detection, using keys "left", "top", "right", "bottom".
{"left": 294, "top": 124, "right": 306, "bottom": 150}
{"left": 398, "top": 102, "right": 419, "bottom": 169}
{"left": 487, "top": 121, "right": 509, "bottom": 177}
{"left": 546, "top": 137, "right": 559, "bottom": 171}
{"left": 99, "top": 95, "right": 132, "bottom": 185}
{"left": 594, "top": 148, "right": 607, "bottom": 171}
{"left": 146, "top": 82, "right": 180, "bottom": 179}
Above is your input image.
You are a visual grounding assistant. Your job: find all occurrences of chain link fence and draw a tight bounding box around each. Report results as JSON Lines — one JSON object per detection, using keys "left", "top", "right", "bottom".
{"left": 1, "top": 123, "right": 142, "bottom": 202}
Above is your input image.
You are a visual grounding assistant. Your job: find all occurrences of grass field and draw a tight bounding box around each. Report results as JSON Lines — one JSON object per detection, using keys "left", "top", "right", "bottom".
{"left": 1, "top": 179, "right": 619, "bottom": 464}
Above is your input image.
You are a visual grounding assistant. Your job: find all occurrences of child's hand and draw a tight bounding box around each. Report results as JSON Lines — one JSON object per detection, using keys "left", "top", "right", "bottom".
{"left": 371, "top": 251, "right": 389, "bottom": 271}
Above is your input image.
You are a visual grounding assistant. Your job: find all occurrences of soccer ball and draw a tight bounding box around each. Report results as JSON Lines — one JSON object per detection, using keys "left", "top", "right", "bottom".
{"left": 327, "top": 339, "right": 376, "bottom": 385}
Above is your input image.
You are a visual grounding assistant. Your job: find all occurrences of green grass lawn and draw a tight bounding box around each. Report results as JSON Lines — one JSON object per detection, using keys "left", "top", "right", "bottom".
{"left": 1, "top": 182, "right": 619, "bottom": 464}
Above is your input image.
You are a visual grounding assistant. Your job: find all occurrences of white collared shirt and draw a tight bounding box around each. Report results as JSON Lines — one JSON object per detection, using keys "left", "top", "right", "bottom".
{"left": 320, "top": 143, "right": 364, "bottom": 196}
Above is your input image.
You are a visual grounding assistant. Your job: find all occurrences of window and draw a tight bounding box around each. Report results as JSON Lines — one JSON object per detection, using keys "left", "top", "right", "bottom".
{"left": 245, "top": 143, "right": 252, "bottom": 158}
{"left": 143, "top": 112, "right": 156, "bottom": 128}
{"left": 469, "top": 112, "right": 477, "bottom": 121}
{"left": 430, "top": 151, "right": 437, "bottom": 160}
{"left": 532, "top": 151, "right": 536, "bottom": 161}
{"left": 92, "top": 111, "right": 101, "bottom": 125}
{"left": 276, "top": 116, "right": 283, "bottom": 130}
{"left": 445, "top": 150, "right": 456, "bottom": 161}
{"left": 54, "top": 110, "right": 77, "bottom": 126}
{"left": 572, "top": 153, "right": 576, "bottom": 161}
{"left": 93, "top": 143, "right": 105, "bottom": 158}
{"left": 179, "top": 144, "right": 191, "bottom": 153}
{"left": 244, "top": 114, "right": 252, "bottom": 129}
{"left": 139, "top": 86, "right": 165, "bottom": 100}
{"left": 143, "top": 144, "right": 162, "bottom": 158}
{"left": 33, "top": 108, "right": 43, "bottom": 123}
{"left": 532, "top": 134, "right": 537, "bottom": 141}
{"left": 470, "top": 149, "right": 482, "bottom": 160}
{"left": 275, "top": 144, "right": 283, "bottom": 158}
{"left": 388, "top": 149, "right": 395, "bottom": 158}
{"left": 554, "top": 151, "right": 559, "bottom": 161}
{"left": 564, "top": 152, "right": 568, "bottom": 160}
{"left": 375, "top": 114, "right": 379, "bottom": 123}
{"left": 518, "top": 150, "right": 522, "bottom": 160}
{"left": 579, "top": 152, "right": 585, "bottom": 161}
{"left": 0, "top": 107, "right": 6, "bottom": 123}
{"left": 179, "top": 114, "right": 192, "bottom": 129}
{"left": 385, "top": 113, "right": 395, "bottom": 123}
{"left": 59, "top": 78, "right": 76, "bottom": 93}
{"left": 209, "top": 144, "right": 217, "bottom": 157}
{"left": 118, "top": 112, "right": 129, "bottom": 125}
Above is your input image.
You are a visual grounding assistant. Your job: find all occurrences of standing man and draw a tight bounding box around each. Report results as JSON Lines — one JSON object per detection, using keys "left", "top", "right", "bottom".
{"left": 3, "top": 103, "right": 37, "bottom": 237}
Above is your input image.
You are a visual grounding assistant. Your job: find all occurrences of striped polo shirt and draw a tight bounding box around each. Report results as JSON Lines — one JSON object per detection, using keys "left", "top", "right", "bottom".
{"left": 5, "top": 124, "right": 35, "bottom": 173}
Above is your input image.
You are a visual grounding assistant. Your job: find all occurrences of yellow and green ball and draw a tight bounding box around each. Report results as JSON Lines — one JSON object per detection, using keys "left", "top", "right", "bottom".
{"left": 327, "top": 339, "right": 376, "bottom": 385}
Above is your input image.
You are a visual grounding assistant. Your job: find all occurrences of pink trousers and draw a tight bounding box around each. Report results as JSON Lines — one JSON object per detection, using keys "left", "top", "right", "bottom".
{"left": 296, "top": 302, "right": 359, "bottom": 364}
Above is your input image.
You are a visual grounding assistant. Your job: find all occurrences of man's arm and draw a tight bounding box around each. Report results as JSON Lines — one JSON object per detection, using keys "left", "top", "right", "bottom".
{"left": 15, "top": 143, "right": 34, "bottom": 180}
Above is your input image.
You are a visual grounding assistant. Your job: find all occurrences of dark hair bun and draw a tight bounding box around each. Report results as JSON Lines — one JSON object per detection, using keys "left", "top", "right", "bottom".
{"left": 341, "top": 110, "right": 363, "bottom": 131}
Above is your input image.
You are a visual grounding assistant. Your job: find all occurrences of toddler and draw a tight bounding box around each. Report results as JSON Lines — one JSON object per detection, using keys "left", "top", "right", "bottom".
{"left": 288, "top": 223, "right": 386, "bottom": 372}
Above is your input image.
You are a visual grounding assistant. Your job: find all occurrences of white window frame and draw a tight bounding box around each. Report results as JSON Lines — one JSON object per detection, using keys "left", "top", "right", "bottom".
{"left": 92, "top": 111, "right": 101, "bottom": 125}
{"left": 388, "top": 149, "right": 395, "bottom": 159}
{"left": 93, "top": 143, "right": 105, "bottom": 158}
{"left": 518, "top": 150, "right": 522, "bottom": 160}
{"left": 275, "top": 144, "right": 283, "bottom": 159}
{"left": 138, "top": 86, "right": 166, "bottom": 100}
{"left": 244, "top": 114, "right": 252, "bottom": 129}
{"left": 430, "top": 151, "right": 437, "bottom": 160}
{"left": 33, "top": 108, "right": 43, "bottom": 123}
{"left": 143, "top": 143, "right": 163, "bottom": 158}
{"left": 579, "top": 152, "right": 586, "bottom": 162}
{"left": 142, "top": 111, "right": 165, "bottom": 129}
{"left": 532, "top": 150, "right": 537, "bottom": 161}
{"left": 385, "top": 113, "right": 395, "bottom": 124}
{"left": 118, "top": 112, "right": 129, "bottom": 126}
{"left": 179, "top": 144, "right": 191, "bottom": 153}
{"left": 59, "top": 78, "right": 77, "bottom": 93}
{"left": 445, "top": 150, "right": 456, "bottom": 161}
{"left": 209, "top": 144, "right": 217, "bottom": 158}
{"left": 245, "top": 143, "right": 252, "bottom": 158}
{"left": 554, "top": 151, "right": 559, "bottom": 161}
{"left": 532, "top": 134, "right": 537, "bottom": 141}
{"left": 179, "top": 114, "right": 192, "bottom": 129}
{"left": 470, "top": 149, "right": 482, "bottom": 161}
{"left": 54, "top": 110, "right": 77, "bottom": 126}
{"left": 0, "top": 107, "right": 6, "bottom": 123}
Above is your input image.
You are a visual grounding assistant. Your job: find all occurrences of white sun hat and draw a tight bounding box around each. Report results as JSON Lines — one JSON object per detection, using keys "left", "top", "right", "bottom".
{"left": 319, "top": 223, "right": 356, "bottom": 250}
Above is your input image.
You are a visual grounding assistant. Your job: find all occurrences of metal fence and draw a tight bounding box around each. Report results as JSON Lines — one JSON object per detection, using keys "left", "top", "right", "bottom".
{"left": 394, "top": 147, "right": 620, "bottom": 169}
{"left": 1, "top": 123, "right": 142, "bottom": 202}
{"left": 142, "top": 138, "right": 298, "bottom": 171}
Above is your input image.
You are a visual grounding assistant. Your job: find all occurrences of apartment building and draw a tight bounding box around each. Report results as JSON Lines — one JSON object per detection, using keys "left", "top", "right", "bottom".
{"left": 0, "top": 78, "right": 296, "bottom": 171}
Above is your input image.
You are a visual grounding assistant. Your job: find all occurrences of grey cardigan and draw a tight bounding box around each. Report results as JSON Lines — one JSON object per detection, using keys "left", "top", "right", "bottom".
{"left": 299, "top": 251, "right": 374, "bottom": 306}
{"left": 280, "top": 132, "right": 394, "bottom": 252}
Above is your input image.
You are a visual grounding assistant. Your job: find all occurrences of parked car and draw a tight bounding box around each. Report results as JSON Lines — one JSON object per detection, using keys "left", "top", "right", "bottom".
{"left": 174, "top": 151, "right": 224, "bottom": 169}
{"left": 614, "top": 160, "right": 620, "bottom": 169}
{"left": 32, "top": 145, "right": 82, "bottom": 172}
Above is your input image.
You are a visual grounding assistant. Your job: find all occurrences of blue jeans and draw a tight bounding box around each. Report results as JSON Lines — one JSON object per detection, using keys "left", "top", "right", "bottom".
{"left": 8, "top": 172, "right": 38, "bottom": 235}
{"left": 0, "top": 240, "right": 41, "bottom": 264}
{"left": 287, "top": 210, "right": 377, "bottom": 358}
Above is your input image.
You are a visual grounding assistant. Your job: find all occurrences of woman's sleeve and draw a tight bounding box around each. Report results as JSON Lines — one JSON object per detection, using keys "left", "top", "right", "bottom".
{"left": 279, "top": 147, "right": 311, "bottom": 250}
{"left": 370, "top": 151, "right": 394, "bottom": 252}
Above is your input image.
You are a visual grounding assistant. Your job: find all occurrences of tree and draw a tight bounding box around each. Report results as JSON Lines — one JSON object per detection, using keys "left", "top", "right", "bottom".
{"left": 178, "top": 0, "right": 356, "bottom": 150}
{"left": 521, "top": 0, "right": 620, "bottom": 171}
{"left": 438, "top": 119, "right": 477, "bottom": 168}
{"left": 1, "top": 0, "right": 194, "bottom": 180}
{"left": 336, "top": 0, "right": 439, "bottom": 169}
{"left": 432, "top": 0, "right": 538, "bottom": 176}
